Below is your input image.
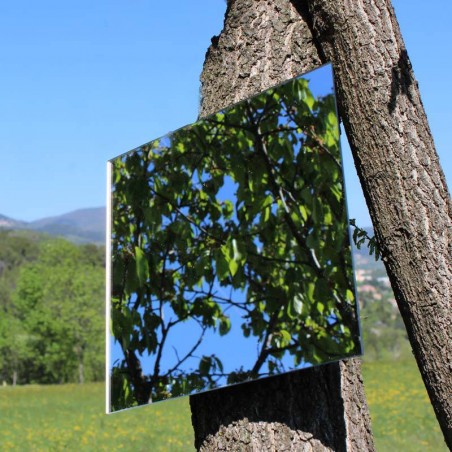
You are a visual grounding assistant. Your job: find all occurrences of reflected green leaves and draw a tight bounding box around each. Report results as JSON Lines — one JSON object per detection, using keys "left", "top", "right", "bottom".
{"left": 108, "top": 64, "right": 361, "bottom": 413}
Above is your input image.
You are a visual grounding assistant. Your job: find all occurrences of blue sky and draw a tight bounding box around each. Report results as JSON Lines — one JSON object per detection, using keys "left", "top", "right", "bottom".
{"left": 0, "top": 1, "right": 451, "bottom": 227}
{"left": 107, "top": 67, "right": 348, "bottom": 410}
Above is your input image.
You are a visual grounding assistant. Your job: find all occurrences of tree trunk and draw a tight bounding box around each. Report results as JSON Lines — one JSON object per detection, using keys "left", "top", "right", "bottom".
{"left": 191, "top": 360, "right": 373, "bottom": 451}
{"left": 293, "top": 0, "right": 451, "bottom": 446}
{"left": 190, "top": 1, "right": 374, "bottom": 450}
{"left": 78, "top": 362, "right": 84, "bottom": 385}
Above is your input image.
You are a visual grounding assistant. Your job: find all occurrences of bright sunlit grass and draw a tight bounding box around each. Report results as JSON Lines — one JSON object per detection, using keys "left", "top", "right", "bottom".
{"left": 0, "top": 358, "right": 446, "bottom": 451}
{"left": 0, "top": 383, "right": 194, "bottom": 451}
{"left": 362, "top": 359, "right": 447, "bottom": 451}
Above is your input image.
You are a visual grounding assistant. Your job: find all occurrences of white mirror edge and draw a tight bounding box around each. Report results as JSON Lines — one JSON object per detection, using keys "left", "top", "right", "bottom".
{"left": 106, "top": 161, "right": 113, "bottom": 414}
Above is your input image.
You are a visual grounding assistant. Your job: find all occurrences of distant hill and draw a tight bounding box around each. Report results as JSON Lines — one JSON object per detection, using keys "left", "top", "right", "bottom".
{"left": 0, "top": 214, "right": 27, "bottom": 229}
{"left": 0, "top": 207, "right": 106, "bottom": 244}
{"left": 1, "top": 207, "right": 376, "bottom": 253}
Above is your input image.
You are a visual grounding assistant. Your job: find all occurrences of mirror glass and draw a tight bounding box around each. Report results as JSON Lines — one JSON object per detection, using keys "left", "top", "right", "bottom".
{"left": 107, "top": 63, "right": 362, "bottom": 413}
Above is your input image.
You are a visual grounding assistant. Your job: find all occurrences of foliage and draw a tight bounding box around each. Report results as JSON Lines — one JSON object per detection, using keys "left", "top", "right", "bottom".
{"left": 0, "top": 230, "right": 40, "bottom": 308}
{"left": 0, "top": 230, "right": 41, "bottom": 384}
{"left": 349, "top": 219, "right": 380, "bottom": 260}
{"left": 0, "top": 234, "right": 105, "bottom": 385}
{"left": 110, "top": 76, "right": 360, "bottom": 409}
{"left": 351, "top": 247, "right": 412, "bottom": 362}
{"left": 360, "top": 294, "right": 411, "bottom": 362}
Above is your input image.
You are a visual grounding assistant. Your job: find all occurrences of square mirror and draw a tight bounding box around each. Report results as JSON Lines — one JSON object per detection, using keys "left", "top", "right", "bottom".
{"left": 106, "top": 63, "right": 362, "bottom": 413}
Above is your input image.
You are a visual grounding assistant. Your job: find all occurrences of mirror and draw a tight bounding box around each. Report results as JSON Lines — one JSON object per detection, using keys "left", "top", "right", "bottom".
{"left": 106, "top": 63, "right": 362, "bottom": 413}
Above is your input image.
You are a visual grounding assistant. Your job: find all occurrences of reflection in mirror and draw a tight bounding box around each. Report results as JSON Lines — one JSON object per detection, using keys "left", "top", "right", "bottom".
{"left": 107, "top": 63, "right": 361, "bottom": 413}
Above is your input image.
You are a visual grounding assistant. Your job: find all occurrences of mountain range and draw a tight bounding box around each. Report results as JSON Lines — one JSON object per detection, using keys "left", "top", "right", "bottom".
{"left": 0, "top": 207, "right": 375, "bottom": 254}
{"left": 0, "top": 207, "right": 106, "bottom": 244}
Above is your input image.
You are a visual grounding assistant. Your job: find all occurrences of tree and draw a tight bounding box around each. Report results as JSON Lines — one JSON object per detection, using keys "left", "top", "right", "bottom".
{"left": 189, "top": 0, "right": 451, "bottom": 449}
{"left": 110, "top": 72, "right": 361, "bottom": 413}
{"left": 11, "top": 239, "right": 105, "bottom": 384}
{"left": 0, "top": 230, "right": 40, "bottom": 385}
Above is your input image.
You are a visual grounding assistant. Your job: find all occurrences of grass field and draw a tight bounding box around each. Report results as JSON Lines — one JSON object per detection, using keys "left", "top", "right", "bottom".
{"left": 362, "top": 359, "right": 446, "bottom": 451}
{"left": 0, "top": 358, "right": 446, "bottom": 451}
{"left": 0, "top": 384, "right": 194, "bottom": 451}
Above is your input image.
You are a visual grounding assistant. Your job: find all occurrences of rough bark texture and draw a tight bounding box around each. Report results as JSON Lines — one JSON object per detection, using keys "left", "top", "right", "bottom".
{"left": 191, "top": 360, "right": 373, "bottom": 451}
{"left": 292, "top": 0, "right": 451, "bottom": 446}
{"left": 190, "top": 1, "right": 375, "bottom": 450}
{"left": 199, "top": 0, "right": 321, "bottom": 118}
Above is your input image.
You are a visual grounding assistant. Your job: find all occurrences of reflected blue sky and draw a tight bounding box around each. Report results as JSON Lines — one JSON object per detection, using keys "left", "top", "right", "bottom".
{"left": 109, "top": 65, "right": 359, "bottom": 406}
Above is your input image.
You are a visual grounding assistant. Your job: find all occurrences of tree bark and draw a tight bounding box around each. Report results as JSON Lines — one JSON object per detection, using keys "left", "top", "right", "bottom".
{"left": 191, "top": 360, "right": 373, "bottom": 451}
{"left": 291, "top": 0, "right": 451, "bottom": 446}
{"left": 190, "top": 1, "right": 374, "bottom": 450}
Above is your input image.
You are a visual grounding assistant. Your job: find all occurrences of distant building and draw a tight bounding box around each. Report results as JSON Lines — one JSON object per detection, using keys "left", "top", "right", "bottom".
{"left": 377, "top": 276, "right": 390, "bottom": 287}
{"left": 355, "top": 269, "right": 372, "bottom": 282}
{"left": 359, "top": 284, "right": 377, "bottom": 293}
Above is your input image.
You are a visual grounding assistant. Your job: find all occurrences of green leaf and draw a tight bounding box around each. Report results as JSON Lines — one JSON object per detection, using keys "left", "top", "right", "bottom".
{"left": 222, "top": 200, "right": 234, "bottom": 218}
{"left": 199, "top": 356, "right": 211, "bottom": 375}
{"left": 228, "top": 259, "right": 239, "bottom": 277}
{"left": 215, "top": 249, "right": 229, "bottom": 280}
{"left": 293, "top": 293, "right": 303, "bottom": 315}
{"left": 242, "top": 324, "right": 251, "bottom": 337}
{"left": 327, "top": 111, "right": 338, "bottom": 127}
{"left": 345, "top": 289, "right": 355, "bottom": 303}
{"left": 299, "top": 205, "right": 308, "bottom": 222}
{"left": 306, "top": 282, "right": 315, "bottom": 303}
{"left": 316, "top": 302, "right": 325, "bottom": 314}
{"left": 134, "top": 247, "right": 149, "bottom": 286}
{"left": 231, "top": 238, "right": 242, "bottom": 262}
{"left": 212, "top": 355, "right": 224, "bottom": 373}
{"left": 219, "top": 316, "right": 231, "bottom": 336}
{"left": 287, "top": 293, "right": 303, "bottom": 319}
{"left": 219, "top": 239, "right": 245, "bottom": 278}
{"left": 280, "top": 330, "right": 291, "bottom": 345}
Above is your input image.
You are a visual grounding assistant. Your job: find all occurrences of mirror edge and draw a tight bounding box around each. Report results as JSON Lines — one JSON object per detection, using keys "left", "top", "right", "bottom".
{"left": 106, "top": 161, "right": 113, "bottom": 414}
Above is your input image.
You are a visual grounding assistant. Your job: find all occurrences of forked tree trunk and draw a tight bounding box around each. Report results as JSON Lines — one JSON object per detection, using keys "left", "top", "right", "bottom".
{"left": 297, "top": 1, "right": 451, "bottom": 446}
{"left": 190, "top": 0, "right": 452, "bottom": 449}
{"left": 190, "top": 1, "right": 374, "bottom": 450}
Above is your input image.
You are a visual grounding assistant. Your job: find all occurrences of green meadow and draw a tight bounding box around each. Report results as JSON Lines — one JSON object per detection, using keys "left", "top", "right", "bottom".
{"left": 0, "top": 358, "right": 446, "bottom": 451}
{"left": 362, "top": 360, "right": 446, "bottom": 452}
{"left": 0, "top": 384, "right": 193, "bottom": 451}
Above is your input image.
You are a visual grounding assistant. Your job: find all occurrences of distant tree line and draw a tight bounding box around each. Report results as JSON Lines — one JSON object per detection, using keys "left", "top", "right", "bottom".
{"left": 0, "top": 230, "right": 104, "bottom": 385}
{"left": 0, "top": 227, "right": 408, "bottom": 389}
